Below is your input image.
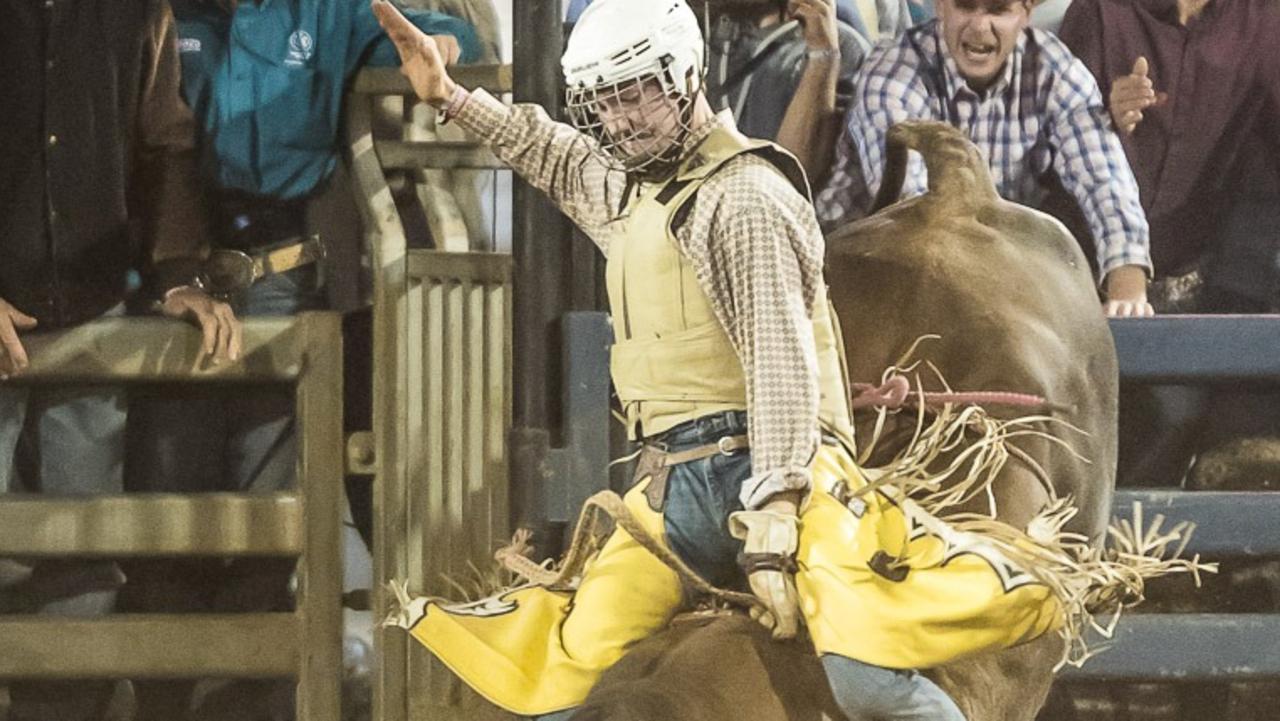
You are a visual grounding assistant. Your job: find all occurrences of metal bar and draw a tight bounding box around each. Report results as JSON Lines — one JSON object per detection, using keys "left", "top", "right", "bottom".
{"left": 511, "top": 0, "right": 570, "bottom": 433}
{"left": 0, "top": 493, "right": 300, "bottom": 557}
{"left": 0, "top": 614, "right": 298, "bottom": 678}
{"left": 294, "top": 313, "right": 345, "bottom": 721}
{"left": 406, "top": 250, "right": 513, "bottom": 285}
{"left": 1113, "top": 490, "right": 1280, "bottom": 556}
{"left": 1059, "top": 614, "right": 1280, "bottom": 680}
{"left": 347, "top": 92, "right": 411, "bottom": 721}
{"left": 5, "top": 317, "right": 302, "bottom": 384}
{"left": 376, "top": 140, "right": 503, "bottom": 170}
{"left": 351, "top": 65, "right": 514, "bottom": 96}
{"left": 1111, "top": 315, "right": 1280, "bottom": 383}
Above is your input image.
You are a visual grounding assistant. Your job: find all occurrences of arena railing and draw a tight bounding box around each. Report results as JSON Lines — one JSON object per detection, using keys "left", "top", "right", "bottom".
{"left": 0, "top": 313, "right": 345, "bottom": 720}
{"left": 1060, "top": 316, "right": 1280, "bottom": 681}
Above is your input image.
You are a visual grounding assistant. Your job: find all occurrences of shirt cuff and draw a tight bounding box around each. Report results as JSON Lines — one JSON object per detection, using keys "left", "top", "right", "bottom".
{"left": 150, "top": 257, "right": 204, "bottom": 299}
{"left": 452, "top": 87, "right": 510, "bottom": 144}
{"left": 1099, "top": 255, "right": 1154, "bottom": 285}
{"left": 739, "top": 466, "right": 813, "bottom": 511}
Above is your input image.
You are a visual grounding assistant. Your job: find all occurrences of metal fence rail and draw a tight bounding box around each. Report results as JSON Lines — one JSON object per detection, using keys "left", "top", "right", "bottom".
{"left": 0, "top": 314, "right": 344, "bottom": 720}
{"left": 1061, "top": 316, "right": 1280, "bottom": 682}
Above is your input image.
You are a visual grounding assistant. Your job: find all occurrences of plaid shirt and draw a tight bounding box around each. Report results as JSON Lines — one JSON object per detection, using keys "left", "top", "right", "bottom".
{"left": 816, "top": 20, "right": 1152, "bottom": 278}
{"left": 454, "top": 89, "right": 824, "bottom": 509}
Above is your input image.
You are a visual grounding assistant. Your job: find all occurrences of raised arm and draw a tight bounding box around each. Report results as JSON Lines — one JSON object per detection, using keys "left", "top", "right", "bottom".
{"left": 775, "top": 0, "right": 869, "bottom": 184}
{"left": 370, "top": 0, "right": 627, "bottom": 249}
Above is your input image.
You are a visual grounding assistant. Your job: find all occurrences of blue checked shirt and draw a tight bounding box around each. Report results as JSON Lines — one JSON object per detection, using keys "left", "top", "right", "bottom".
{"left": 816, "top": 19, "right": 1152, "bottom": 278}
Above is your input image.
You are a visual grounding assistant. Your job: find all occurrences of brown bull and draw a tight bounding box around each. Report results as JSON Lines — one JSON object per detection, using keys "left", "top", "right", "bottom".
{"left": 564, "top": 120, "right": 1119, "bottom": 721}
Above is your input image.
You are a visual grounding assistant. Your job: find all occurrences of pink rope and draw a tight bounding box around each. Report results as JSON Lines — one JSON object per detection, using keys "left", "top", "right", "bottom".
{"left": 851, "top": 375, "right": 1050, "bottom": 411}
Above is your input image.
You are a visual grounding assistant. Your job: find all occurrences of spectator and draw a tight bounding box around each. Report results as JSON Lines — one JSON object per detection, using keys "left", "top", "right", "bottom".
{"left": 123, "top": 1, "right": 479, "bottom": 719}
{"left": 1059, "top": 0, "right": 1280, "bottom": 310}
{"left": 0, "top": 0, "right": 238, "bottom": 718}
{"left": 1058, "top": 0, "right": 1280, "bottom": 487}
{"left": 705, "top": 0, "right": 886, "bottom": 182}
{"left": 817, "top": 0, "right": 1155, "bottom": 317}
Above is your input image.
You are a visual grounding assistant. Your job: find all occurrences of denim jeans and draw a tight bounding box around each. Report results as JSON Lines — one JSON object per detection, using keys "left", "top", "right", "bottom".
{"left": 0, "top": 308, "right": 127, "bottom": 721}
{"left": 532, "top": 410, "right": 965, "bottom": 721}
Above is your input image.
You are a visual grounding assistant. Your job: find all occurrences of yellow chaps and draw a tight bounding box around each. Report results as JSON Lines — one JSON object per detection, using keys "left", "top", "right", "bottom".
{"left": 405, "top": 443, "right": 1062, "bottom": 716}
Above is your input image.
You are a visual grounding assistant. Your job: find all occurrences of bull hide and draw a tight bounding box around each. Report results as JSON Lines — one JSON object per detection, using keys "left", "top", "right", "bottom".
{"left": 568, "top": 120, "right": 1119, "bottom": 721}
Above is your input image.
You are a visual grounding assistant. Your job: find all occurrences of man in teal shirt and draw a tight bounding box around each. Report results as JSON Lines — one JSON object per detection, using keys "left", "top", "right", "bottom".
{"left": 124, "top": 3, "right": 478, "bottom": 720}
{"left": 174, "top": 0, "right": 478, "bottom": 200}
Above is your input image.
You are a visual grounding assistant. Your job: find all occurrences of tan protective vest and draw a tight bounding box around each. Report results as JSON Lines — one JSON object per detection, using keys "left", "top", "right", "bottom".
{"left": 606, "top": 122, "right": 855, "bottom": 444}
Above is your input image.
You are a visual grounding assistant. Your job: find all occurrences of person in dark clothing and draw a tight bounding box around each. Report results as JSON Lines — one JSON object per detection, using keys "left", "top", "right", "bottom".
{"left": 0, "top": 0, "right": 238, "bottom": 719}
{"left": 1059, "top": 0, "right": 1280, "bottom": 489}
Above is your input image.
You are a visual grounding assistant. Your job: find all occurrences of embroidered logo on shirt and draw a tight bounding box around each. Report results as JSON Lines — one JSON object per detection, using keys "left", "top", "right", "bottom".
{"left": 285, "top": 30, "right": 315, "bottom": 67}
{"left": 178, "top": 38, "right": 202, "bottom": 53}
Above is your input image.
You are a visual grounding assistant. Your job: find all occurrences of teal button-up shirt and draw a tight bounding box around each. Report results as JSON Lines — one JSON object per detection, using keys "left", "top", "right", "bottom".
{"left": 174, "top": 0, "right": 479, "bottom": 200}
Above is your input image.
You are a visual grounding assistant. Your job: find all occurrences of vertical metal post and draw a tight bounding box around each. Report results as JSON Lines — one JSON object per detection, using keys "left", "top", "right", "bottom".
{"left": 509, "top": 0, "right": 584, "bottom": 544}
{"left": 294, "top": 312, "right": 345, "bottom": 721}
{"left": 511, "top": 0, "right": 571, "bottom": 435}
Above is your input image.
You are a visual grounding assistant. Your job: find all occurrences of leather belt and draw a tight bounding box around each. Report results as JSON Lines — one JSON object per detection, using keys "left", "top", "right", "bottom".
{"left": 636, "top": 434, "right": 749, "bottom": 512}
{"left": 657, "top": 434, "right": 749, "bottom": 467}
{"left": 199, "top": 234, "right": 325, "bottom": 301}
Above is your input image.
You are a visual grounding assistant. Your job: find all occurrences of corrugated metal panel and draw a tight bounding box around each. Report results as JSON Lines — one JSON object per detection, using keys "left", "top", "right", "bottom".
{"left": 403, "top": 251, "right": 514, "bottom": 720}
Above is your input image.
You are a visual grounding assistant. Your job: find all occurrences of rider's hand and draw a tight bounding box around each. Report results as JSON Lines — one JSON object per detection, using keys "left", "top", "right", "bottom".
{"left": 371, "top": 0, "right": 458, "bottom": 108}
{"left": 1109, "top": 57, "right": 1167, "bottom": 136}
{"left": 789, "top": 0, "right": 840, "bottom": 53}
{"left": 1103, "top": 264, "right": 1155, "bottom": 317}
{"left": 0, "top": 298, "right": 37, "bottom": 379}
{"left": 160, "top": 287, "right": 243, "bottom": 363}
{"left": 730, "top": 494, "right": 802, "bottom": 640}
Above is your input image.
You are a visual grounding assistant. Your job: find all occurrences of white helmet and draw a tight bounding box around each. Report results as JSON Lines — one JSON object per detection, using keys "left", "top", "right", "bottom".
{"left": 562, "top": 0, "right": 707, "bottom": 179}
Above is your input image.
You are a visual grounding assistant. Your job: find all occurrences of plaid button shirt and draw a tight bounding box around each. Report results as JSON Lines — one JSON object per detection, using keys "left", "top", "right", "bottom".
{"left": 816, "top": 20, "right": 1152, "bottom": 279}
{"left": 454, "top": 89, "right": 824, "bottom": 509}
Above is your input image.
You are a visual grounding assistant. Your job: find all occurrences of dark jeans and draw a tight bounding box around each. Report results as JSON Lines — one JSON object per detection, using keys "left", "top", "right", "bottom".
{"left": 654, "top": 410, "right": 752, "bottom": 591}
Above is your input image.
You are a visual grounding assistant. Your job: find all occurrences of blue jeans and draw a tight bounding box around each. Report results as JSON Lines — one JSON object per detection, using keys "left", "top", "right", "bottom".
{"left": 533, "top": 410, "right": 965, "bottom": 721}
{"left": 0, "top": 312, "right": 127, "bottom": 721}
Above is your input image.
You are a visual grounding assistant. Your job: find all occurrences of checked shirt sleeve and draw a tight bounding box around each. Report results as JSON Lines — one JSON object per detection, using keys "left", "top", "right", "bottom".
{"left": 1044, "top": 50, "right": 1153, "bottom": 279}
{"left": 453, "top": 89, "right": 630, "bottom": 252}
{"left": 684, "top": 156, "right": 826, "bottom": 510}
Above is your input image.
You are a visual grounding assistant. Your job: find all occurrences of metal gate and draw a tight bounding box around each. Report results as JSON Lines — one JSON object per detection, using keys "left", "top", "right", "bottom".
{"left": 0, "top": 314, "right": 345, "bottom": 721}
{"left": 346, "top": 65, "right": 517, "bottom": 721}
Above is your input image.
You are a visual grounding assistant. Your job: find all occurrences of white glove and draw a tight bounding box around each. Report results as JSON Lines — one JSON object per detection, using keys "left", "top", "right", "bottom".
{"left": 729, "top": 509, "right": 802, "bottom": 640}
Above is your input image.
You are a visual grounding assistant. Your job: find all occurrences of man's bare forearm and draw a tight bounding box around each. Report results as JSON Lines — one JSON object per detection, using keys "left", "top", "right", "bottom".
{"left": 776, "top": 54, "right": 842, "bottom": 185}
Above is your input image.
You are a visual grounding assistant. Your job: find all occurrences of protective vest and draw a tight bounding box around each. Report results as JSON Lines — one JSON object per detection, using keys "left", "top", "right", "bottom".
{"left": 605, "top": 120, "right": 854, "bottom": 444}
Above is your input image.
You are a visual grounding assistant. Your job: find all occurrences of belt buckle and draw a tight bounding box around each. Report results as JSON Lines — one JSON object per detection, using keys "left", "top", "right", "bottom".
{"left": 198, "top": 249, "right": 256, "bottom": 301}
{"left": 717, "top": 435, "right": 737, "bottom": 455}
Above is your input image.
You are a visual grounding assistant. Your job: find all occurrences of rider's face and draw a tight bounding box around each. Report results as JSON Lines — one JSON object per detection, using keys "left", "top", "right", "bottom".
{"left": 937, "top": 0, "right": 1031, "bottom": 91}
{"left": 593, "top": 77, "right": 684, "bottom": 164}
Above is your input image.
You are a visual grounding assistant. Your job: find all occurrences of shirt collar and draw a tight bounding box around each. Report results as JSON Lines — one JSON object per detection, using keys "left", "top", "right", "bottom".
{"left": 932, "top": 21, "right": 1026, "bottom": 102}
